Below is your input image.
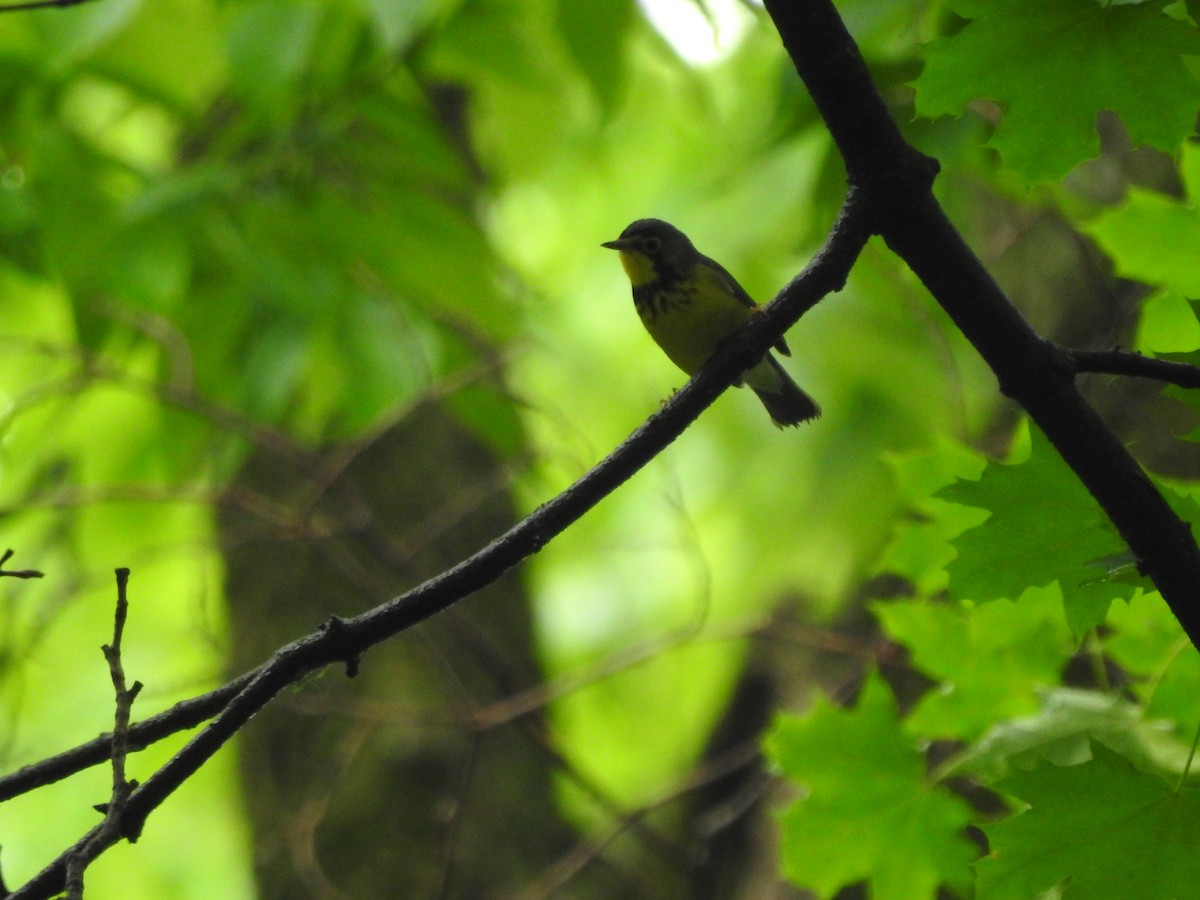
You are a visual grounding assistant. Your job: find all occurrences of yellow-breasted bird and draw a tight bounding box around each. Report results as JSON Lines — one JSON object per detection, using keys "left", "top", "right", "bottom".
{"left": 602, "top": 218, "right": 820, "bottom": 427}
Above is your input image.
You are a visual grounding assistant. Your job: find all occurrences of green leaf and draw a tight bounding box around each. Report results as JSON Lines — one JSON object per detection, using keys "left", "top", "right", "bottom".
{"left": 914, "top": 0, "right": 1200, "bottom": 181}
{"left": 979, "top": 742, "right": 1200, "bottom": 900}
{"left": 30, "top": 0, "right": 140, "bottom": 68}
{"left": 1086, "top": 143, "right": 1200, "bottom": 303}
{"left": 940, "top": 428, "right": 1140, "bottom": 638}
{"left": 1104, "top": 590, "right": 1200, "bottom": 727}
{"left": 1135, "top": 291, "right": 1200, "bottom": 355}
{"left": 352, "top": 96, "right": 474, "bottom": 193}
{"left": 766, "top": 672, "right": 975, "bottom": 900}
{"left": 874, "top": 586, "right": 1072, "bottom": 739}
{"left": 946, "top": 688, "right": 1186, "bottom": 784}
{"left": 227, "top": 0, "right": 321, "bottom": 107}
{"left": 364, "top": 0, "right": 444, "bottom": 52}
{"left": 434, "top": 0, "right": 561, "bottom": 87}
{"left": 91, "top": 0, "right": 225, "bottom": 112}
{"left": 876, "top": 440, "right": 989, "bottom": 596}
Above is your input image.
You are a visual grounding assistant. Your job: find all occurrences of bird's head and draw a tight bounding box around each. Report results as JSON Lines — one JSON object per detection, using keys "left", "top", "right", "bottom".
{"left": 602, "top": 218, "right": 696, "bottom": 285}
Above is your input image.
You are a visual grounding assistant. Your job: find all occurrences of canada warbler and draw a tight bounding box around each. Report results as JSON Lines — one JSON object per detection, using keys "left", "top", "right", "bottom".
{"left": 602, "top": 218, "right": 820, "bottom": 427}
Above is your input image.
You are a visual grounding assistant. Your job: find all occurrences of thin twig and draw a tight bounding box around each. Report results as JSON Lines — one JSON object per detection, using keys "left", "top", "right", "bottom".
{"left": 0, "top": 549, "right": 43, "bottom": 580}
{"left": 514, "top": 739, "right": 763, "bottom": 900}
{"left": 62, "top": 569, "right": 143, "bottom": 898}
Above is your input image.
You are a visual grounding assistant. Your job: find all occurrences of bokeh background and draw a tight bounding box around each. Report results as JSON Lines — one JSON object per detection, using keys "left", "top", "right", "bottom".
{"left": 0, "top": 0, "right": 1190, "bottom": 896}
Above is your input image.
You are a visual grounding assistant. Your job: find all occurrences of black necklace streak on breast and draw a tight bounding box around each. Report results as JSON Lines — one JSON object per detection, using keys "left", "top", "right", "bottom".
{"left": 632, "top": 272, "right": 693, "bottom": 321}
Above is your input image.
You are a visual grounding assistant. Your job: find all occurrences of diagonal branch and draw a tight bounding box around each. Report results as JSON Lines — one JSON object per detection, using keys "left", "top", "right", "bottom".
{"left": 762, "top": 0, "right": 1200, "bottom": 645}
{"left": 7, "top": 199, "right": 871, "bottom": 900}
{"left": 0, "top": 674, "right": 252, "bottom": 803}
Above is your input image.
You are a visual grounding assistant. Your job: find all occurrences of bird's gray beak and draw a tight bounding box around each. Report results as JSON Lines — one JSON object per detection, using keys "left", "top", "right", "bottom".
{"left": 601, "top": 238, "right": 634, "bottom": 251}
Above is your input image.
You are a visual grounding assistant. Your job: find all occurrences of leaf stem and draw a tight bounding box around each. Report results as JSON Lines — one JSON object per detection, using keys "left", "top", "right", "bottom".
{"left": 1174, "top": 716, "right": 1200, "bottom": 794}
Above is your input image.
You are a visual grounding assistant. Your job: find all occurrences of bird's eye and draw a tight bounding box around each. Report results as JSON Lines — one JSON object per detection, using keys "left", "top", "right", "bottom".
{"left": 643, "top": 237, "right": 661, "bottom": 253}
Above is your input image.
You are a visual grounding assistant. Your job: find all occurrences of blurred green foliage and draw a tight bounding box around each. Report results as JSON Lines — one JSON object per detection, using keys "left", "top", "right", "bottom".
{"left": 0, "top": 0, "right": 1198, "bottom": 896}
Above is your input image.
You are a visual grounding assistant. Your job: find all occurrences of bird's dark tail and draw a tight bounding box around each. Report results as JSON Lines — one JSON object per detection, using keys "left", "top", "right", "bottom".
{"left": 745, "top": 356, "right": 820, "bottom": 428}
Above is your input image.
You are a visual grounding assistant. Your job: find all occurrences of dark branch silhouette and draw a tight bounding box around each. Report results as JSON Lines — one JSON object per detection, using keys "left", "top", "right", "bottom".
{"left": 1069, "top": 348, "right": 1200, "bottom": 388}
{"left": 63, "top": 569, "right": 142, "bottom": 899}
{"left": 763, "top": 0, "right": 1200, "bottom": 646}
{"left": 0, "top": 0, "right": 93, "bottom": 10}
{"left": 0, "top": 674, "right": 250, "bottom": 804}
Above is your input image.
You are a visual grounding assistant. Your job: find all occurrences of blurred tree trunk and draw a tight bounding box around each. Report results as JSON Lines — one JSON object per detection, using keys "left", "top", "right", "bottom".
{"left": 219, "top": 400, "right": 620, "bottom": 898}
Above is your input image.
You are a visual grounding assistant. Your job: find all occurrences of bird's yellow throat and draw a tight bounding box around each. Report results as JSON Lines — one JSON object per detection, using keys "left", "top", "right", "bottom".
{"left": 615, "top": 249, "right": 658, "bottom": 287}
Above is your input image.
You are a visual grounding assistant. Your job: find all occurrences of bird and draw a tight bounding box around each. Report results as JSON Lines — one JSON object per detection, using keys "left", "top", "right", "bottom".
{"left": 602, "top": 218, "right": 820, "bottom": 427}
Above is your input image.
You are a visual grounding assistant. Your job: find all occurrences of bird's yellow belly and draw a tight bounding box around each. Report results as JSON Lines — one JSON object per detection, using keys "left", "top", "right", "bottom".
{"left": 640, "top": 285, "right": 753, "bottom": 375}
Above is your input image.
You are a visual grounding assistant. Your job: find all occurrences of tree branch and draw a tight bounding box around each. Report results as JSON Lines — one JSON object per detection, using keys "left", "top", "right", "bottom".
{"left": 762, "top": 0, "right": 1200, "bottom": 645}
{"left": 1069, "top": 348, "right": 1200, "bottom": 389}
{"left": 6, "top": 199, "right": 871, "bottom": 900}
{"left": 0, "top": 674, "right": 252, "bottom": 803}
